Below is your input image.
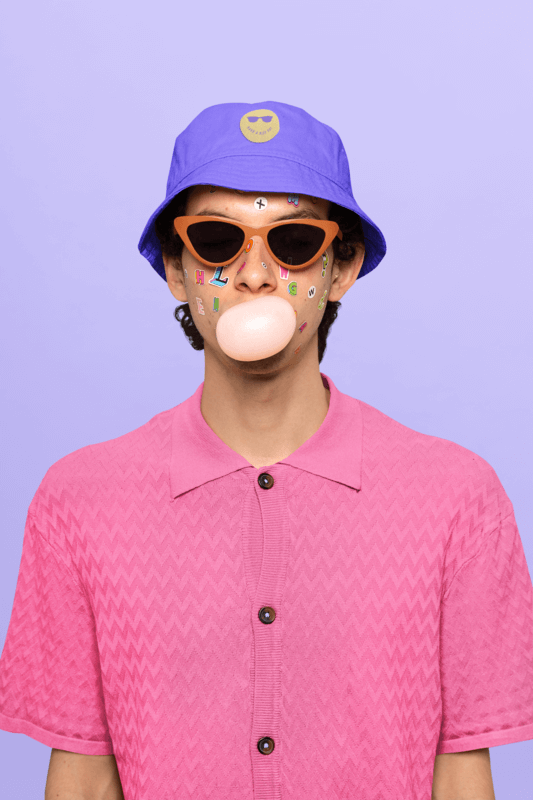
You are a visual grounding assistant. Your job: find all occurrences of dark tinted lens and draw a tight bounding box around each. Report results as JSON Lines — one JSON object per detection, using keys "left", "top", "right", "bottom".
{"left": 187, "top": 221, "right": 245, "bottom": 263}
{"left": 268, "top": 223, "right": 326, "bottom": 266}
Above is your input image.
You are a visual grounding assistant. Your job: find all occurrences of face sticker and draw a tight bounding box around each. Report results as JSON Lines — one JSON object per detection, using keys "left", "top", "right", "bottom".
{"left": 213, "top": 297, "right": 220, "bottom": 312}
{"left": 209, "top": 266, "right": 229, "bottom": 287}
{"left": 184, "top": 268, "right": 188, "bottom": 279}
{"left": 236, "top": 262, "right": 246, "bottom": 275}
{"left": 321, "top": 251, "right": 328, "bottom": 279}
{"left": 308, "top": 285, "right": 316, "bottom": 299}
{"left": 195, "top": 269, "right": 204, "bottom": 285}
{"left": 294, "top": 345, "right": 302, "bottom": 355}
{"left": 298, "top": 321, "right": 307, "bottom": 333}
{"left": 318, "top": 289, "right": 328, "bottom": 310}
{"left": 288, "top": 194, "right": 299, "bottom": 207}
{"left": 279, "top": 266, "right": 290, "bottom": 280}
{"left": 254, "top": 197, "right": 268, "bottom": 211}
{"left": 262, "top": 262, "right": 267, "bottom": 269}
{"left": 288, "top": 281, "right": 297, "bottom": 296}
{"left": 239, "top": 109, "right": 280, "bottom": 143}
{"left": 196, "top": 297, "right": 205, "bottom": 315}
{"left": 245, "top": 238, "right": 254, "bottom": 253}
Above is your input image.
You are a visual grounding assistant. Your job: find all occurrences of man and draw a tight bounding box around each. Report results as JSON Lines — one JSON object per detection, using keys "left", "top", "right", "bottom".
{"left": 0, "top": 101, "right": 531, "bottom": 800}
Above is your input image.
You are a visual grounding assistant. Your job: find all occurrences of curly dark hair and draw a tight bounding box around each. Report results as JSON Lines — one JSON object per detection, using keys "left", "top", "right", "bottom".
{"left": 154, "top": 187, "right": 365, "bottom": 363}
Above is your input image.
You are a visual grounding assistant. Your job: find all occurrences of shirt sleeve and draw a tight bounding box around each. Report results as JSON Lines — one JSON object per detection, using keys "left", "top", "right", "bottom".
{"left": 0, "top": 506, "right": 114, "bottom": 755}
{"left": 436, "top": 469, "right": 533, "bottom": 753}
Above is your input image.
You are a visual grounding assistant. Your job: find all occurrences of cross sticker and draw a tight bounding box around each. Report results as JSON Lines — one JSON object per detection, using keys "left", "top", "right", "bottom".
{"left": 254, "top": 197, "right": 268, "bottom": 211}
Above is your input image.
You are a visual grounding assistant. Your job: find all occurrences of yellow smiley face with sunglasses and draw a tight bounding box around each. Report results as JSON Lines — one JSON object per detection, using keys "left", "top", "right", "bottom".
{"left": 240, "top": 109, "right": 280, "bottom": 143}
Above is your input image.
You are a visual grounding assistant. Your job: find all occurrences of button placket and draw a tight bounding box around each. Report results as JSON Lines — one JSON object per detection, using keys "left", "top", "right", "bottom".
{"left": 250, "top": 467, "right": 289, "bottom": 795}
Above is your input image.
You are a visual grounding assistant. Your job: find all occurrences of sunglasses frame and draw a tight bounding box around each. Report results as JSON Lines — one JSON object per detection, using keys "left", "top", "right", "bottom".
{"left": 173, "top": 215, "right": 343, "bottom": 271}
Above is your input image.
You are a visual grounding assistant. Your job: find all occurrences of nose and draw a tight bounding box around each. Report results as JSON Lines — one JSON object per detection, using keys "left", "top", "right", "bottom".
{"left": 235, "top": 236, "right": 275, "bottom": 291}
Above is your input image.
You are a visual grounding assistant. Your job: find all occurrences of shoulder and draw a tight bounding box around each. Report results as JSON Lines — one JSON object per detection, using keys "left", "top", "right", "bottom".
{"left": 357, "top": 397, "right": 498, "bottom": 485}
{"left": 28, "top": 405, "right": 176, "bottom": 520}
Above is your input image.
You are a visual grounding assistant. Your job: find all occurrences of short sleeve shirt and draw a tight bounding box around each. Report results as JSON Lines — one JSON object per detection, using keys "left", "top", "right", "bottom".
{"left": 1, "top": 371, "right": 532, "bottom": 800}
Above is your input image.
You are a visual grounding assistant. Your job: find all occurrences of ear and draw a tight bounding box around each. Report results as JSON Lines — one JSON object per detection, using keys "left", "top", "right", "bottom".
{"left": 328, "top": 242, "right": 366, "bottom": 302}
{"left": 162, "top": 252, "right": 188, "bottom": 303}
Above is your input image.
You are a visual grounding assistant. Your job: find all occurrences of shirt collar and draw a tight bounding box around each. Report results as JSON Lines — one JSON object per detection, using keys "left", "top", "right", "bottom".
{"left": 169, "top": 372, "right": 362, "bottom": 500}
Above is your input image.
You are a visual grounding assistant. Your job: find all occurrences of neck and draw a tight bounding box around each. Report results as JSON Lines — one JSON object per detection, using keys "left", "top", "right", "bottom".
{"left": 200, "top": 348, "right": 330, "bottom": 469}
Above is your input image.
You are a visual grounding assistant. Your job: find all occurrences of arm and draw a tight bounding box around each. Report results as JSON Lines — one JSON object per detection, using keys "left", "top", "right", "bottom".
{"left": 432, "top": 748, "right": 496, "bottom": 800}
{"left": 45, "top": 748, "right": 125, "bottom": 800}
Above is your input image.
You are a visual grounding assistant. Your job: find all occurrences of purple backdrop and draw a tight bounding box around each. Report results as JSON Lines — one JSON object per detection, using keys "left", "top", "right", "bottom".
{"left": 1, "top": 1, "right": 532, "bottom": 797}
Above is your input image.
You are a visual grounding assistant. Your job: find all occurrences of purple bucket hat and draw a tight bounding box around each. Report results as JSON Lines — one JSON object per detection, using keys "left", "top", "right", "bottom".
{"left": 138, "top": 101, "right": 386, "bottom": 281}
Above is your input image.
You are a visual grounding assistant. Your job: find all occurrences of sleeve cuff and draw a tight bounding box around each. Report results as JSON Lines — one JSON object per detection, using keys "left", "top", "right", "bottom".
{"left": 436, "top": 721, "right": 533, "bottom": 753}
{"left": 0, "top": 711, "right": 114, "bottom": 755}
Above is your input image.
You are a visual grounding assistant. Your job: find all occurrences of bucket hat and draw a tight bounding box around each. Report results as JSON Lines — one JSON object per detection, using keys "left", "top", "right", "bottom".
{"left": 138, "top": 101, "right": 386, "bottom": 281}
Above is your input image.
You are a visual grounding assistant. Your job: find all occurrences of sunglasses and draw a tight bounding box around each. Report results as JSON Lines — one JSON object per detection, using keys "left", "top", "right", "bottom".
{"left": 173, "top": 216, "right": 342, "bottom": 271}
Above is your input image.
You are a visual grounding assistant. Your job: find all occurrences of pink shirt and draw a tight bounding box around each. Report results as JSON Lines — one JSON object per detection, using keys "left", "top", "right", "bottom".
{"left": 1, "top": 371, "right": 532, "bottom": 800}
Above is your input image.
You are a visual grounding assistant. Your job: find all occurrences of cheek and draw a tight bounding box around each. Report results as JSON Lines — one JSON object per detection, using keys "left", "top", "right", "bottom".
{"left": 301, "top": 252, "right": 330, "bottom": 301}
{"left": 181, "top": 258, "right": 224, "bottom": 328}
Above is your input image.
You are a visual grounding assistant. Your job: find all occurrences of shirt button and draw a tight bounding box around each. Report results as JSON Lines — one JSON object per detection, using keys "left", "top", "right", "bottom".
{"left": 258, "top": 605, "right": 276, "bottom": 624}
{"left": 257, "top": 736, "right": 275, "bottom": 754}
{"left": 258, "top": 472, "right": 274, "bottom": 489}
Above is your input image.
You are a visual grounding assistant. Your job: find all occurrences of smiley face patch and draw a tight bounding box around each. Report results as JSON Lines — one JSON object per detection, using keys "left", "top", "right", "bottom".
{"left": 240, "top": 109, "right": 280, "bottom": 143}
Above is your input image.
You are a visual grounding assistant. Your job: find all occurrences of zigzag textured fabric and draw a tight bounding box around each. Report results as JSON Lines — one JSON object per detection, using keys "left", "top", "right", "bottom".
{"left": 0, "top": 372, "right": 532, "bottom": 800}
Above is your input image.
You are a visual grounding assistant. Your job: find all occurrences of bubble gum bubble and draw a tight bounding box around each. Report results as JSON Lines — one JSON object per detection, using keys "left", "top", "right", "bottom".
{"left": 216, "top": 295, "right": 297, "bottom": 361}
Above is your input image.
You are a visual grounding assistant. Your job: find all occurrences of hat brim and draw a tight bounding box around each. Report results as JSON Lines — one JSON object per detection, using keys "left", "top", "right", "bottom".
{"left": 138, "top": 155, "right": 386, "bottom": 282}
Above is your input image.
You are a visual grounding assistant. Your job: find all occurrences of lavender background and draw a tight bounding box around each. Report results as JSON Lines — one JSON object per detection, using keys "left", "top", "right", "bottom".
{"left": 1, "top": 1, "right": 532, "bottom": 797}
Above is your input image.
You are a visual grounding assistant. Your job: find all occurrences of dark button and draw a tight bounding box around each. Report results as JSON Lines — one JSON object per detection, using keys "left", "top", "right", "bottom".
{"left": 258, "top": 605, "right": 276, "bottom": 624}
{"left": 258, "top": 472, "right": 274, "bottom": 490}
{"left": 257, "top": 736, "right": 275, "bottom": 754}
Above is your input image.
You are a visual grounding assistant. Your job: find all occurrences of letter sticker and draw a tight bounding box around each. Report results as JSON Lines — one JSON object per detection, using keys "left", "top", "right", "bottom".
{"left": 308, "top": 285, "right": 316, "bottom": 298}
{"left": 298, "top": 321, "right": 307, "bottom": 333}
{"left": 321, "top": 251, "right": 328, "bottom": 279}
{"left": 209, "top": 266, "right": 229, "bottom": 287}
{"left": 245, "top": 238, "right": 254, "bottom": 253}
{"left": 288, "top": 194, "right": 299, "bottom": 206}
{"left": 279, "top": 266, "right": 290, "bottom": 280}
{"left": 213, "top": 297, "right": 219, "bottom": 312}
{"left": 288, "top": 281, "right": 297, "bottom": 296}
{"left": 195, "top": 269, "right": 204, "bottom": 285}
{"left": 196, "top": 297, "right": 205, "bottom": 315}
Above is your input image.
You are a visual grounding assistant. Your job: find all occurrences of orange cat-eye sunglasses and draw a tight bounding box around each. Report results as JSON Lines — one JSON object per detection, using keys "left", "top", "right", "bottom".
{"left": 173, "top": 215, "right": 342, "bottom": 271}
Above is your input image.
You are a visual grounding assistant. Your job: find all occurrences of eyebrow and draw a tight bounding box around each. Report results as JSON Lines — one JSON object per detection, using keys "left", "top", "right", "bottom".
{"left": 193, "top": 208, "right": 323, "bottom": 222}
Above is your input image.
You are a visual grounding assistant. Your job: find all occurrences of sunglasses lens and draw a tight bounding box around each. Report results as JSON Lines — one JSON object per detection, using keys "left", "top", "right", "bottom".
{"left": 268, "top": 223, "right": 326, "bottom": 266}
{"left": 187, "top": 221, "right": 245, "bottom": 264}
